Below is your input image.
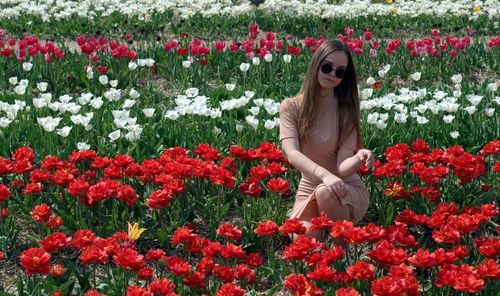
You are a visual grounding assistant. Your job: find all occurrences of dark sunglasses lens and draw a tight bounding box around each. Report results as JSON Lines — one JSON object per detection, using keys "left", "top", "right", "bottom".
{"left": 335, "top": 68, "right": 346, "bottom": 79}
{"left": 320, "top": 63, "right": 332, "bottom": 74}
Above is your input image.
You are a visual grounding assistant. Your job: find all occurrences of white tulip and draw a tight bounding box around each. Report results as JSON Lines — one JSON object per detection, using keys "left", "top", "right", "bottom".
{"left": 367, "top": 112, "right": 379, "bottom": 124}
{"left": 128, "top": 61, "right": 138, "bottom": 70}
{"left": 14, "top": 85, "right": 26, "bottom": 95}
{"left": 466, "top": 95, "right": 483, "bottom": 106}
{"left": 245, "top": 91, "right": 255, "bottom": 98}
{"left": 453, "top": 90, "right": 462, "bottom": 98}
{"left": 450, "top": 131, "right": 460, "bottom": 139}
{"left": 9, "top": 77, "right": 18, "bottom": 85}
{"left": 58, "top": 94, "right": 72, "bottom": 103}
{"left": 464, "top": 105, "right": 477, "bottom": 114}
{"left": 182, "top": 60, "right": 191, "bottom": 68}
{"left": 410, "top": 72, "right": 421, "bottom": 81}
{"left": 90, "top": 97, "right": 104, "bottom": 109}
{"left": 375, "top": 119, "right": 387, "bottom": 129}
{"left": 283, "top": 54, "right": 292, "bottom": 63}
{"left": 361, "top": 88, "right": 373, "bottom": 99}
{"left": 417, "top": 88, "right": 427, "bottom": 99}
{"left": 225, "top": 84, "right": 236, "bottom": 91}
{"left": 98, "top": 75, "right": 109, "bottom": 85}
{"left": 37, "top": 82, "right": 48, "bottom": 92}
{"left": 264, "top": 119, "right": 275, "bottom": 130}
{"left": 487, "top": 82, "right": 498, "bottom": 92}
{"left": 415, "top": 104, "right": 428, "bottom": 113}
{"left": 235, "top": 123, "right": 244, "bottom": 132}
{"left": 239, "top": 63, "right": 250, "bottom": 72}
{"left": 33, "top": 98, "right": 47, "bottom": 109}
{"left": 104, "top": 88, "right": 121, "bottom": 101}
{"left": 110, "top": 80, "right": 118, "bottom": 88}
{"left": 378, "top": 69, "right": 386, "bottom": 78}
{"left": 125, "top": 125, "right": 143, "bottom": 141}
{"left": 78, "top": 93, "right": 93, "bottom": 105}
{"left": 394, "top": 113, "right": 408, "bottom": 123}
{"left": 186, "top": 88, "right": 199, "bottom": 97}
{"left": 144, "top": 59, "right": 155, "bottom": 67}
{"left": 142, "top": 108, "right": 155, "bottom": 117}
{"left": 48, "top": 102, "right": 61, "bottom": 112}
{"left": 451, "top": 74, "right": 462, "bottom": 84}
{"left": 264, "top": 101, "right": 280, "bottom": 116}
{"left": 22, "top": 62, "right": 33, "bottom": 71}
{"left": 249, "top": 106, "right": 260, "bottom": 116}
{"left": 57, "top": 126, "right": 72, "bottom": 137}
{"left": 165, "top": 110, "right": 179, "bottom": 120}
{"left": 245, "top": 115, "right": 259, "bottom": 129}
{"left": 213, "top": 126, "right": 222, "bottom": 135}
{"left": 37, "top": 116, "right": 61, "bottom": 132}
{"left": 123, "top": 99, "right": 136, "bottom": 108}
{"left": 21, "top": 80, "right": 30, "bottom": 88}
{"left": 84, "top": 124, "right": 93, "bottom": 131}
{"left": 40, "top": 93, "right": 53, "bottom": 104}
{"left": 112, "top": 110, "right": 130, "bottom": 119}
{"left": 209, "top": 109, "right": 222, "bottom": 118}
{"left": 0, "top": 117, "right": 12, "bottom": 128}
{"left": 443, "top": 114, "right": 455, "bottom": 123}
{"left": 86, "top": 68, "right": 94, "bottom": 79}
{"left": 66, "top": 103, "right": 81, "bottom": 114}
{"left": 77, "top": 142, "right": 91, "bottom": 151}
{"left": 416, "top": 116, "right": 429, "bottom": 125}
{"left": 264, "top": 53, "right": 273, "bottom": 63}
{"left": 253, "top": 98, "right": 264, "bottom": 106}
{"left": 126, "top": 117, "right": 137, "bottom": 126}
{"left": 366, "top": 77, "right": 376, "bottom": 86}
{"left": 113, "top": 118, "right": 127, "bottom": 128}
{"left": 252, "top": 57, "right": 260, "bottom": 66}
{"left": 108, "top": 130, "right": 121, "bottom": 141}
{"left": 485, "top": 108, "right": 495, "bottom": 117}
{"left": 429, "top": 104, "right": 440, "bottom": 115}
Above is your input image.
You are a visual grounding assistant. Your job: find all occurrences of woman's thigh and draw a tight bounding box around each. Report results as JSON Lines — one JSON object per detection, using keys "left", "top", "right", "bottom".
{"left": 314, "top": 184, "right": 351, "bottom": 221}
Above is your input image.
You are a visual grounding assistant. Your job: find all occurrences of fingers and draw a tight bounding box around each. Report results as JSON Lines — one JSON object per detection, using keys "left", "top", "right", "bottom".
{"left": 333, "top": 181, "right": 348, "bottom": 198}
{"left": 360, "top": 150, "right": 375, "bottom": 170}
{"left": 366, "top": 155, "right": 375, "bottom": 170}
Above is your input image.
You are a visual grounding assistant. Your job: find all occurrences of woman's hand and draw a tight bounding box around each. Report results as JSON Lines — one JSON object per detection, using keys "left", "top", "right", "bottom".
{"left": 321, "top": 173, "right": 348, "bottom": 199}
{"left": 356, "top": 149, "right": 375, "bottom": 170}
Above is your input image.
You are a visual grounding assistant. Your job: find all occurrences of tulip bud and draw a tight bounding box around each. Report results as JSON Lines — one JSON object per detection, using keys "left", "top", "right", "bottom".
{"left": 1, "top": 208, "right": 8, "bottom": 219}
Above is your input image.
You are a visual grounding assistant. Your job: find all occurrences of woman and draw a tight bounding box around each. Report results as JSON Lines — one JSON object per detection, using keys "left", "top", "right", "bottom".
{"left": 279, "top": 39, "right": 374, "bottom": 241}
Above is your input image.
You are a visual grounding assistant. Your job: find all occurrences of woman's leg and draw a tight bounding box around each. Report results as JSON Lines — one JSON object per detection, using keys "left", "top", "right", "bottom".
{"left": 314, "top": 185, "right": 351, "bottom": 246}
{"left": 293, "top": 198, "right": 323, "bottom": 242}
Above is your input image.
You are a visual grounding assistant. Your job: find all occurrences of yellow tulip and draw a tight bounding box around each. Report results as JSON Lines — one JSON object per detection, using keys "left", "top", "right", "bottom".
{"left": 392, "top": 7, "right": 398, "bottom": 14}
{"left": 128, "top": 222, "right": 146, "bottom": 241}
{"left": 473, "top": 6, "right": 480, "bottom": 13}
{"left": 386, "top": 0, "right": 393, "bottom": 4}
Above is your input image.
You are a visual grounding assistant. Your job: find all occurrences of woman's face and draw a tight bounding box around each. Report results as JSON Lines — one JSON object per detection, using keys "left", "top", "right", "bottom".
{"left": 317, "top": 50, "right": 349, "bottom": 92}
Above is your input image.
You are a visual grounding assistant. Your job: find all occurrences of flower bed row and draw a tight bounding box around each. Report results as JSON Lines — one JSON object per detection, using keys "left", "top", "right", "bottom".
{"left": 0, "top": 139, "right": 498, "bottom": 294}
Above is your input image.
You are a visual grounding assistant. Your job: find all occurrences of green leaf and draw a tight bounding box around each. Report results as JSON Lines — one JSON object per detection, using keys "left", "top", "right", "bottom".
{"left": 16, "top": 276, "right": 26, "bottom": 296}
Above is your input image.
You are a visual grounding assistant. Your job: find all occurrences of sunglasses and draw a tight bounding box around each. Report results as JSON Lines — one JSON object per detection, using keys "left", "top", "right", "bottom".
{"left": 320, "top": 62, "right": 347, "bottom": 79}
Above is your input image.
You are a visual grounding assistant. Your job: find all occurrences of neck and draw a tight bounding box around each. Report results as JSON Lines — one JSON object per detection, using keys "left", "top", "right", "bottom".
{"left": 317, "top": 90, "right": 335, "bottom": 103}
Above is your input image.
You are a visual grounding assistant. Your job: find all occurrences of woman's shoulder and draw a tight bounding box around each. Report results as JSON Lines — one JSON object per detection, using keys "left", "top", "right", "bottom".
{"left": 280, "top": 94, "right": 303, "bottom": 112}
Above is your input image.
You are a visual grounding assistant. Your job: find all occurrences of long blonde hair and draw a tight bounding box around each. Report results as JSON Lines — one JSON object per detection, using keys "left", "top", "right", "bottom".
{"left": 296, "top": 39, "right": 362, "bottom": 151}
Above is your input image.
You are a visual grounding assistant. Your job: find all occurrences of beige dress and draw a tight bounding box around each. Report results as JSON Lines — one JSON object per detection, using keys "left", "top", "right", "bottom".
{"left": 279, "top": 96, "right": 369, "bottom": 224}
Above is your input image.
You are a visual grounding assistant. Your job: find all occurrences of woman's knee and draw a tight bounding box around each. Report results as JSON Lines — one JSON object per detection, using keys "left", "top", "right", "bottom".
{"left": 315, "top": 185, "right": 341, "bottom": 207}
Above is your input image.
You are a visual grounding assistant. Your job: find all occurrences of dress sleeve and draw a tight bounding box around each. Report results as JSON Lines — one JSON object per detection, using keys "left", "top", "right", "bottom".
{"left": 339, "top": 128, "right": 358, "bottom": 153}
{"left": 279, "top": 98, "right": 299, "bottom": 141}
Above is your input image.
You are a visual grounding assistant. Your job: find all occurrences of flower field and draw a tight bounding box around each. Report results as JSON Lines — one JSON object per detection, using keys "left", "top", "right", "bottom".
{"left": 0, "top": 1, "right": 499, "bottom": 295}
